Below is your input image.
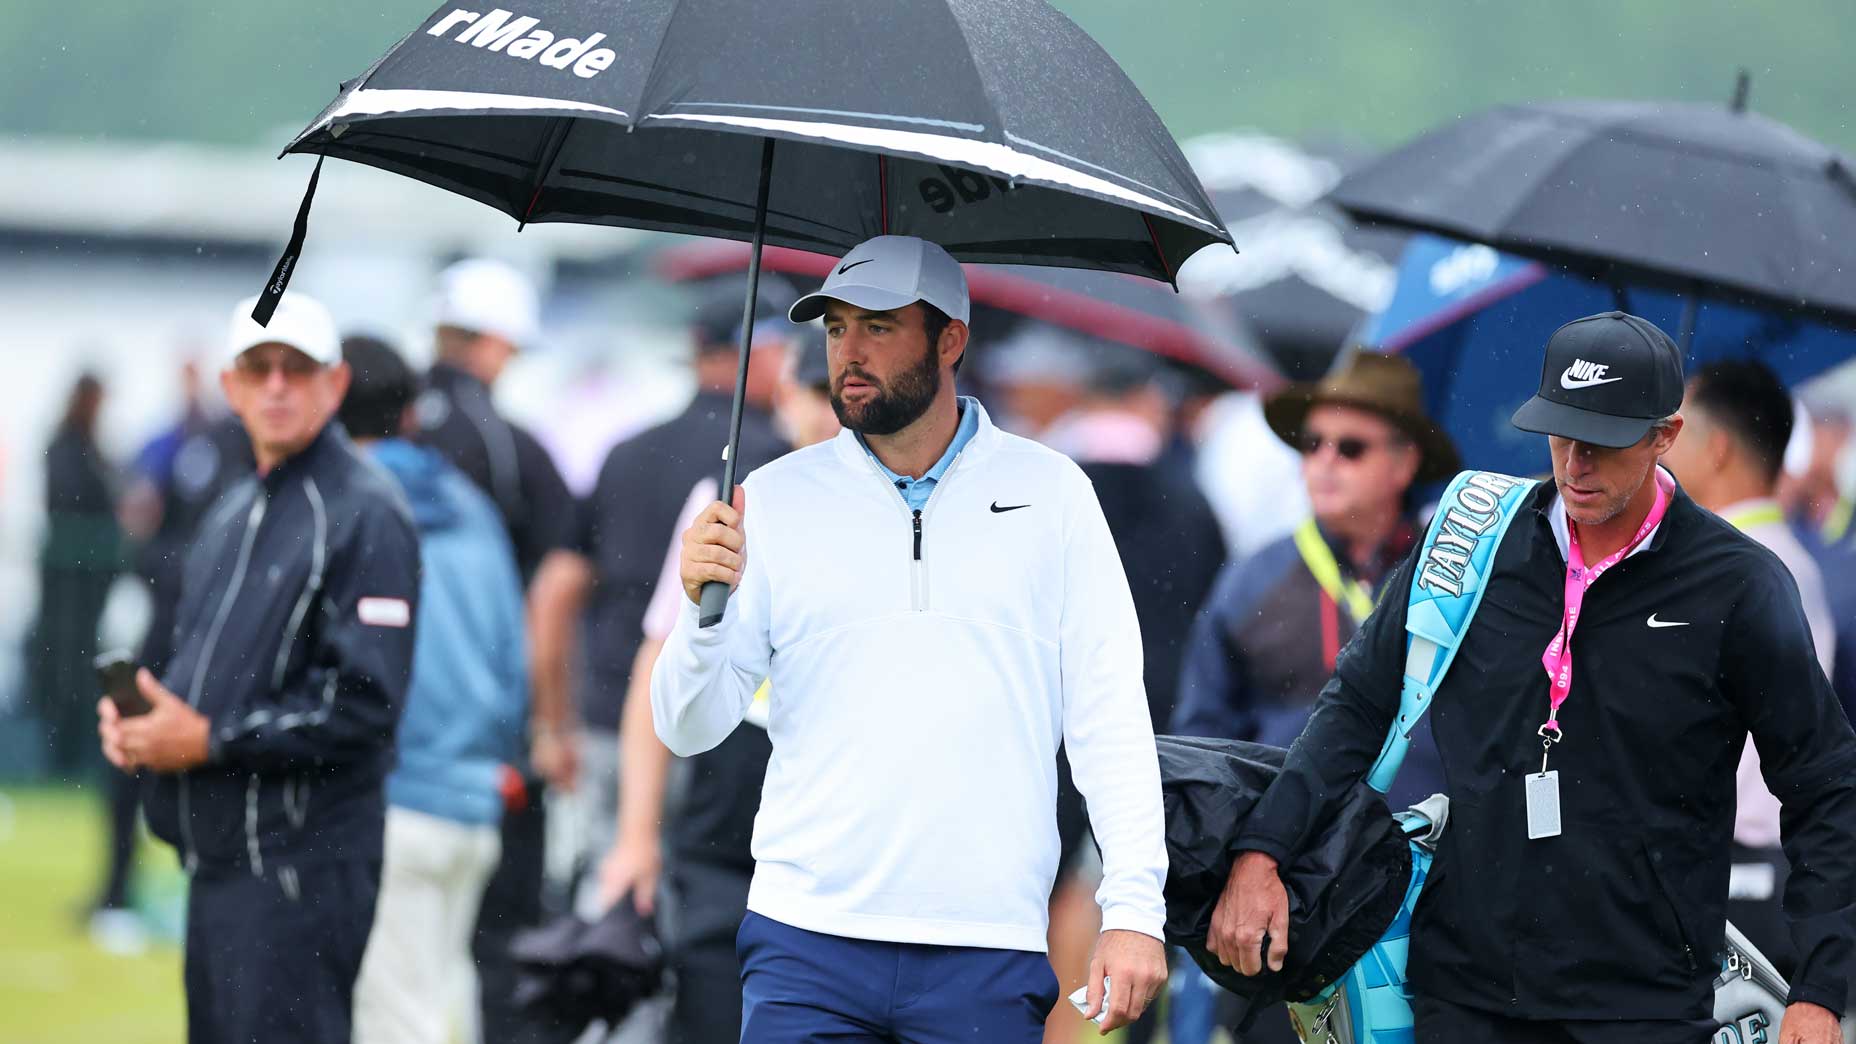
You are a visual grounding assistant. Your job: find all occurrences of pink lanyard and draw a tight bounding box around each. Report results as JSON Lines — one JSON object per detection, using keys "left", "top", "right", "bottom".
{"left": 1538, "top": 474, "right": 1672, "bottom": 744}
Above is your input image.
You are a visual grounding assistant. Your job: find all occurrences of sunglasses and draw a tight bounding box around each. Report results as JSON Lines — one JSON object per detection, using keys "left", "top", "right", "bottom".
{"left": 234, "top": 351, "right": 324, "bottom": 380}
{"left": 1299, "top": 432, "right": 1401, "bottom": 461}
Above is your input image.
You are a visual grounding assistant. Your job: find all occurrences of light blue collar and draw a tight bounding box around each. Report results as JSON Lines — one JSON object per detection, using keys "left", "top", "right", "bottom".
{"left": 859, "top": 397, "right": 980, "bottom": 511}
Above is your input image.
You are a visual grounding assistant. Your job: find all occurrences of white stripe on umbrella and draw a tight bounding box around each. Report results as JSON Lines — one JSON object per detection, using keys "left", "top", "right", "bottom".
{"left": 320, "top": 87, "right": 629, "bottom": 126}
{"left": 644, "top": 110, "right": 1218, "bottom": 232}
{"left": 313, "top": 86, "right": 1213, "bottom": 234}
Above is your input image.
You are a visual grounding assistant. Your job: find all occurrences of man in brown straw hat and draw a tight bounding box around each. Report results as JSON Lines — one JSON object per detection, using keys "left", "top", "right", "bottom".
{"left": 1171, "top": 350, "right": 1456, "bottom": 1040}
{"left": 1175, "top": 350, "right": 1459, "bottom": 802}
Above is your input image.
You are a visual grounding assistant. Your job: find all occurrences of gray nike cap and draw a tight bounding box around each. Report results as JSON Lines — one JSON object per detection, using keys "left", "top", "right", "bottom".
{"left": 789, "top": 236, "right": 970, "bottom": 325}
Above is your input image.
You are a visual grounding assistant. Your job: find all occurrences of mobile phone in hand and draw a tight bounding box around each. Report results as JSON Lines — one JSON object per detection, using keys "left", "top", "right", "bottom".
{"left": 1067, "top": 979, "right": 1110, "bottom": 1027}
{"left": 95, "top": 651, "right": 153, "bottom": 717}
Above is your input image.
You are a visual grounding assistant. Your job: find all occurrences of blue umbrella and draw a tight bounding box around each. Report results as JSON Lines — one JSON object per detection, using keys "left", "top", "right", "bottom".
{"left": 1360, "top": 233, "right": 1856, "bottom": 477}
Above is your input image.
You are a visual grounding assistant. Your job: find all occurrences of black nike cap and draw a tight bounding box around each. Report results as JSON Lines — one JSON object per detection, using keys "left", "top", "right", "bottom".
{"left": 1510, "top": 311, "right": 1685, "bottom": 448}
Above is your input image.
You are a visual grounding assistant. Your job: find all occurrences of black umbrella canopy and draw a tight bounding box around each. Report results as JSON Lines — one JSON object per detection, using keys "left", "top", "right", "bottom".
{"left": 1329, "top": 98, "right": 1856, "bottom": 326}
{"left": 267, "top": 0, "right": 1231, "bottom": 627}
{"left": 283, "top": 0, "right": 1229, "bottom": 280}
{"left": 1179, "top": 133, "right": 1409, "bottom": 379}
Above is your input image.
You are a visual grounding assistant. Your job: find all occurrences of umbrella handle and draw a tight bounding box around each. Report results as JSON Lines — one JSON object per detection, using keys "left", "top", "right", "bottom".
{"left": 698, "top": 577, "right": 731, "bottom": 628}
{"left": 700, "top": 136, "right": 777, "bottom": 629}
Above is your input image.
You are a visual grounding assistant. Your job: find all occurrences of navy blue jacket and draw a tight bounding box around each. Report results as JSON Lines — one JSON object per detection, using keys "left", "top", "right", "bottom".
{"left": 1171, "top": 521, "right": 1444, "bottom": 810}
{"left": 143, "top": 424, "right": 420, "bottom": 873}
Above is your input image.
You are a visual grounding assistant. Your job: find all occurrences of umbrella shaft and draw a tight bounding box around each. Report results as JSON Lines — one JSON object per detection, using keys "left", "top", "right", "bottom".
{"left": 720, "top": 136, "right": 778, "bottom": 499}
{"left": 700, "top": 137, "right": 777, "bottom": 628}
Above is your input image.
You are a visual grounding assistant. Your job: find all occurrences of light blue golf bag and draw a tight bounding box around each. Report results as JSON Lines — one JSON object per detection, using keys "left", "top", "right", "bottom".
{"left": 1285, "top": 470, "right": 1536, "bottom": 1044}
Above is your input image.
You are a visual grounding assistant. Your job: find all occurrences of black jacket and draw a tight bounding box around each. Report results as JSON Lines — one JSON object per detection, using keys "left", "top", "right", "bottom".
{"left": 1238, "top": 479, "right": 1856, "bottom": 1020}
{"left": 135, "top": 414, "right": 255, "bottom": 673}
{"left": 41, "top": 424, "right": 122, "bottom": 572}
{"left": 1078, "top": 460, "right": 1226, "bottom": 731}
{"left": 416, "top": 363, "right": 577, "bottom": 585}
{"left": 143, "top": 424, "right": 420, "bottom": 873}
{"left": 580, "top": 390, "right": 787, "bottom": 730}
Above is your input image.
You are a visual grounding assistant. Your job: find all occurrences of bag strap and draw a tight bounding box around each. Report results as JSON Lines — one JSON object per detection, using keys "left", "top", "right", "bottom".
{"left": 1366, "top": 471, "right": 1538, "bottom": 794}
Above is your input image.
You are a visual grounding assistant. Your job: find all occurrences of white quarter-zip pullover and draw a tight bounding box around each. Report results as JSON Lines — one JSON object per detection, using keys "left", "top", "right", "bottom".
{"left": 653, "top": 401, "right": 1167, "bottom": 951}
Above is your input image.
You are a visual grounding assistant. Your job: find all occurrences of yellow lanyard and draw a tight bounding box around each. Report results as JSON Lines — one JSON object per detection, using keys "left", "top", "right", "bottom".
{"left": 1293, "top": 519, "right": 1377, "bottom": 624}
{"left": 1824, "top": 497, "right": 1853, "bottom": 545}
{"left": 1723, "top": 503, "right": 1785, "bottom": 532}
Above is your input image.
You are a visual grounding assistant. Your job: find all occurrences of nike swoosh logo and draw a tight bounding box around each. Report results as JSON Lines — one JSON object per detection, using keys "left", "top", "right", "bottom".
{"left": 1560, "top": 372, "right": 1624, "bottom": 390}
{"left": 1646, "top": 614, "right": 1689, "bottom": 628}
{"left": 990, "top": 502, "right": 1030, "bottom": 514}
{"left": 837, "top": 258, "right": 876, "bottom": 276}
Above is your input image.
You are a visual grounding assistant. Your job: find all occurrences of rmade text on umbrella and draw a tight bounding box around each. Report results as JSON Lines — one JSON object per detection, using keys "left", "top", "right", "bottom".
{"left": 429, "top": 8, "right": 618, "bottom": 79}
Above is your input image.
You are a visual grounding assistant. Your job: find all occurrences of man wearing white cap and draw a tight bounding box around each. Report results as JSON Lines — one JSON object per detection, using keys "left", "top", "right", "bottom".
{"left": 655, "top": 235, "right": 1169, "bottom": 1040}
{"left": 413, "top": 258, "right": 587, "bottom": 1044}
{"left": 98, "top": 291, "right": 421, "bottom": 1044}
{"left": 419, "top": 259, "right": 577, "bottom": 586}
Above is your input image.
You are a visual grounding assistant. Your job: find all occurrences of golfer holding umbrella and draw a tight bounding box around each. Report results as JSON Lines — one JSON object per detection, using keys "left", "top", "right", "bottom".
{"left": 244, "top": 4, "right": 1234, "bottom": 1034}
{"left": 653, "top": 235, "right": 1167, "bottom": 1038}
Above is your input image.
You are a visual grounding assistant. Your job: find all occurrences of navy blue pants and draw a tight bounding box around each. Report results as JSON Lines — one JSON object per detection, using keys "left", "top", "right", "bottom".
{"left": 184, "top": 857, "right": 379, "bottom": 1044}
{"left": 736, "top": 912, "right": 1059, "bottom": 1043}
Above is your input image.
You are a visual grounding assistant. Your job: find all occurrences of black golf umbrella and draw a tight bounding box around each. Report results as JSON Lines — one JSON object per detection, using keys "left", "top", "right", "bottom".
{"left": 1180, "top": 133, "right": 1410, "bottom": 380}
{"left": 254, "top": 0, "right": 1231, "bottom": 623}
{"left": 1329, "top": 91, "right": 1856, "bottom": 339}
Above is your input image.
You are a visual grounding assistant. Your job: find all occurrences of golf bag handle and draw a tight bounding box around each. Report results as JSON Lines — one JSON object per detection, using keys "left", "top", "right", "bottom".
{"left": 700, "top": 136, "right": 777, "bottom": 628}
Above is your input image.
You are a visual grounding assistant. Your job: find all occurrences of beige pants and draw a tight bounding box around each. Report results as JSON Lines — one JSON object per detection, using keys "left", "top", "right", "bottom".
{"left": 353, "top": 807, "right": 502, "bottom": 1044}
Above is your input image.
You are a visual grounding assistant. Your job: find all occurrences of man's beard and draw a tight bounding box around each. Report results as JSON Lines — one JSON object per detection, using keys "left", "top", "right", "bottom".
{"left": 830, "top": 341, "right": 942, "bottom": 436}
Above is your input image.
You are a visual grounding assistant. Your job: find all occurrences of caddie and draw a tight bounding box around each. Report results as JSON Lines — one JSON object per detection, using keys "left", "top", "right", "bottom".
{"left": 1210, "top": 312, "right": 1856, "bottom": 1044}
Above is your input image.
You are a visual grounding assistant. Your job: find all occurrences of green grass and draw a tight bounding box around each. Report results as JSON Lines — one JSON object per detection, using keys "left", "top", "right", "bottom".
{"left": 0, "top": 786, "right": 187, "bottom": 1044}
{"left": 0, "top": 786, "right": 1152, "bottom": 1043}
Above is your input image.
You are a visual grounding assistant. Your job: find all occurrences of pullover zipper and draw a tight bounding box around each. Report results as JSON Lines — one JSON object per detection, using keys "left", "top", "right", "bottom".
{"left": 860, "top": 449, "right": 965, "bottom": 612}
{"left": 912, "top": 510, "right": 925, "bottom": 610}
{"left": 179, "top": 491, "right": 267, "bottom": 873}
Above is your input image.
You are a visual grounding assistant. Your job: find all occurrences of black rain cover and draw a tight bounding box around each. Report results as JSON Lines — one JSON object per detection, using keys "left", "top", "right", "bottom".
{"left": 1158, "top": 736, "right": 1413, "bottom": 1025}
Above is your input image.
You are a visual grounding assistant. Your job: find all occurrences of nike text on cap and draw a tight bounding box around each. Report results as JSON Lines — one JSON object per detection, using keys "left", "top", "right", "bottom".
{"left": 1511, "top": 311, "right": 1685, "bottom": 449}
{"left": 788, "top": 236, "right": 971, "bottom": 326}
{"left": 226, "top": 290, "right": 341, "bottom": 370}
